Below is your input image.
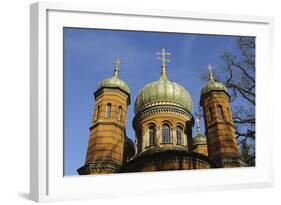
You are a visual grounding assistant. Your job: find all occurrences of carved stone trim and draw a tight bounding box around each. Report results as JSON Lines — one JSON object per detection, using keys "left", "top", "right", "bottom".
{"left": 120, "top": 149, "right": 213, "bottom": 172}
{"left": 133, "top": 105, "right": 194, "bottom": 129}
{"left": 205, "top": 120, "right": 235, "bottom": 130}
{"left": 89, "top": 120, "right": 125, "bottom": 130}
{"left": 94, "top": 87, "right": 131, "bottom": 105}
{"left": 213, "top": 157, "right": 246, "bottom": 168}
{"left": 77, "top": 160, "right": 121, "bottom": 175}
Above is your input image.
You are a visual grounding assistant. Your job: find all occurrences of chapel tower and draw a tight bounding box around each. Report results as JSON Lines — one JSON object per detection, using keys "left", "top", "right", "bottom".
{"left": 200, "top": 64, "right": 242, "bottom": 168}
{"left": 78, "top": 59, "right": 131, "bottom": 174}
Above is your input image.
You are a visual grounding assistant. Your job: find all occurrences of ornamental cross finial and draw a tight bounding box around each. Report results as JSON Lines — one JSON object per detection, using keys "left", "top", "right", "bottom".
{"left": 112, "top": 58, "right": 122, "bottom": 77}
{"left": 196, "top": 115, "right": 201, "bottom": 133}
{"left": 157, "top": 48, "right": 171, "bottom": 80}
{"left": 157, "top": 48, "right": 171, "bottom": 67}
{"left": 208, "top": 64, "right": 214, "bottom": 81}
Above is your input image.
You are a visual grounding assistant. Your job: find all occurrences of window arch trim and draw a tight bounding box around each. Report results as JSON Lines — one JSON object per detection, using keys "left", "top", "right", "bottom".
{"left": 148, "top": 124, "right": 156, "bottom": 146}
{"left": 162, "top": 123, "right": 171, "bottom": 143}
{"left": 176, "top": 125, "right": 183, "bottom": 145}
{"left": 218, "top": 105, "right": 224, "bottom": 119}
{"left": 95, "top": 105, "right": 100, "bottom": 121}
{"left": 118, "top": 106, "right": 122, "bottom": 121}
{"left": 105, "top": 103, "right": 111, "bottom": 119}
{"left": 209, "top": 107, "right": 213, "bottom": 121}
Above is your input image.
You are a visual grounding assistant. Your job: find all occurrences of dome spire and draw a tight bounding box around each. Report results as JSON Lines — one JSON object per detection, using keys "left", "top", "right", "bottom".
{"left": 196, "top": 115, "right": 201, "bottom": 134}
{"left": 157, "top": 48, "right": 171, "bottom": 80}
{"left": 208, "top": 64, "right": 214, "bottom": 81}
{"left": 112, "top": 58, "right": 122, "bottom": 78}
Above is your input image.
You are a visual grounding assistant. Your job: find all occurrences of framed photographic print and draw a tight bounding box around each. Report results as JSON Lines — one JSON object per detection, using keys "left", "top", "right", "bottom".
{"left": 30, "top": 2, "right": 274, "bottom": 202}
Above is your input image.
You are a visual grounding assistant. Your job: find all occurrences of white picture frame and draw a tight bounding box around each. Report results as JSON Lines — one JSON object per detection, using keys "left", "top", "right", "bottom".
{"left": 30, "top": 2, "right": 274, "bottom": 202}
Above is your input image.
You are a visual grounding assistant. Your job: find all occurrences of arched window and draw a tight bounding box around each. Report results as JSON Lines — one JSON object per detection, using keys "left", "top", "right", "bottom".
{"left": 218, "top": 105, "right": 224, "bottom": 119}
{"left": 227, "top": 107, "right": 231, "bottom": 121}
{"left": 105, "top": 103, "right": 111, "bottom": 118}
{"left": 209, "top": 107, "right": 213, "bottom": 121}
{"left": 176, "top": 126, "right": 183, "bottom": 145}
{"left": 118, "top": 106, "right": 122, "bottom": 121}
{"left": 162, "top": 124, "right": 171, "bottom": 143}
{"left": 148, "top": 125, "right": 156, "bottom": 146}
{"left": 95, "top": 106, "right": 100, "bottom": 121}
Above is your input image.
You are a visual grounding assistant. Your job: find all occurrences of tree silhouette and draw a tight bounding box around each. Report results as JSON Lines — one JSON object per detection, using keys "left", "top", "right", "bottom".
{"left": 220, "top": 37, "right": 256, "bottom": 165}
{"left": 200, "top": 37, "right": 256, "bottom": 166}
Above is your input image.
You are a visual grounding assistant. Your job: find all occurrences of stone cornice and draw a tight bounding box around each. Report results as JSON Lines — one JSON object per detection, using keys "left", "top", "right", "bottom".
{"left": 94, "top": 87, "right": 131, "bottom": 105}
{"left": 200, "top": 90, "right": 231, "bottom": 106}
{"left": 212, "top": 156, "right": 246, "bottom": 167}
{"left": 133, "top": 105, "right": 194, "bottom": 130}
{"left": 205, "top": 120, "right": 235, "bottom": 130}
{"left": 90, "top": 120, "right": 125, "bottom": 130}
{"left": 120, "top": 149, "right": 214, "bottom": 172}
{"left": 77, "top": 160, "right": 121, "bottom": 175}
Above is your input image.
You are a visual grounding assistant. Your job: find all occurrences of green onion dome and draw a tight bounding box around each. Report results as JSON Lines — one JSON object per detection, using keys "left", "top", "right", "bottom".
{"left": 200, "top": 64, "right": 228, "bottom": 97}
{"left": 200, "top": 80, "right": 227, "bottom": 97}
{"left": 98, "top": 75, "right": 130, "bottom": 94}
{"left": 193, "top": 133, "right": 207, "bottom": 146}
{"left": 125, "top": 136, "right": 135, "bottom": 149}
{"left": 134, "top": 66, "right": 192, "bottom": 114}
{"left": 124, "top": 136, "right": 136, "bottom": 161}
{"left": 97, "top": 62, "right": 130, "bottom": 95}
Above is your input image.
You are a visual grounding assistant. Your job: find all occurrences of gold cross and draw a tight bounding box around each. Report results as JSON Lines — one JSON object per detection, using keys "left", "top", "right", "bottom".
{"left": 208, "top": 64, "right": 214, "bottom": 81}
{"left": 112, "top": 58, "right": 123, "bottom": 77}
{"left": 157, "top": 48, "right": 171, "bottom": 67}
{"left": 113, "top": 58, "right": 122, "bottom": 70}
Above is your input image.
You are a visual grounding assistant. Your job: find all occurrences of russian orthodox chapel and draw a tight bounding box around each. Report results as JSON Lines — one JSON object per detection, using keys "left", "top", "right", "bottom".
{"left": 77, "top": 49, "right": 245, "bottom": 175}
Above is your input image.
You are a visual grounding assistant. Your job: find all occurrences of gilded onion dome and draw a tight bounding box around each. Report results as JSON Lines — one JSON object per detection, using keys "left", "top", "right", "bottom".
{"left": 193, "top": 133, "right": 207, "bottom": 146}
{"left": 134, "top": 49, "right": 192, "bottom": 114}
{"left": 134, "top": 76, "right": 192, "bottom": 114}
{"left": 97, "top": 58, "right": 130, "bottom": 95}
{"left": 200, "top": 64, "right": 227, "bottom": 97}
{"left": 193, "top": 116, "right": 207, "bottom": 146}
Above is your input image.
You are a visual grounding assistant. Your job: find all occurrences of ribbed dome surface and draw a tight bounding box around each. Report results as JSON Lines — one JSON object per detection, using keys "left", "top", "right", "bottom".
{"left": 134, "top": 77, "right": 192, "bottom": 114}
{"left": 97, "top": 75, "right": 130, "bottom": 94}
{"left": 200, "top": 80, "right": 227, "bottom": 97}
{"left": 193, "top": 133, "right": 207, "bottom": 146}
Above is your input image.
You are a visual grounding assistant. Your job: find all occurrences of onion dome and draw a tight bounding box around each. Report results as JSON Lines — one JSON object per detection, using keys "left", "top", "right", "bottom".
{"left": 97, "top": 58, "right": 130, "bottom": 95}
{"left": 193, "top": 116, "right": 207, "bottom": 146}
{"left": 193, "top": 133, "right": 207, "bottom": 146}
{"left": 200, "top": 64, "right": 228, "bottom": 97}
{"left": 125, "top": 136, "right": 135, "bottom": 150}
{"left": 124, "top": 136, "right": 136, "bottom": 162}
{"left": 134, "top": 49, "right": 192, "bottom": 114}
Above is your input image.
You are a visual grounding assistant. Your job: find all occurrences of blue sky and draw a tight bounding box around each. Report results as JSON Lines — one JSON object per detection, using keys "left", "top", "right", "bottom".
{"left": 64, "top": 27, "right": 242, "bottom": 176}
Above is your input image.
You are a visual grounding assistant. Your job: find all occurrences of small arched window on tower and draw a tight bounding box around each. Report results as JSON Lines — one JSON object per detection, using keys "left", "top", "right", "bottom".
{"left": 209, "top": 107, "right": 213, "bottom": 121}
{"left": 162, "top": 124, "right": 171, "bottom": 143}
{"left": 95, "top": 105, "right": 100, "bottom": 121}
{"left": 148, "top": 125, "right": 156, "bottom": 146}
{"left": 227, "top": 107, "right": 231, "bottom": 121}
{"left": 105, "top": 103, "right": 111, "bottom": 119}
{"left": 118, "top": 106, "right": 122, "bottom": 121}
{"left": 218, "top": 105, "right": 224, "bottom": 119}
{"left": 176, "top": 126, "right": 183, "bottom": 145}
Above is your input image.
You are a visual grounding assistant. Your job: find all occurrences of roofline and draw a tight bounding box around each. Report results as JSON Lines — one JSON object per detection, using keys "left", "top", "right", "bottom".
{"left": 94, "top": 86, "right": 131, "bottom": 105}
{"left": 199, "top": 89, "right": 231, "bottom": 106}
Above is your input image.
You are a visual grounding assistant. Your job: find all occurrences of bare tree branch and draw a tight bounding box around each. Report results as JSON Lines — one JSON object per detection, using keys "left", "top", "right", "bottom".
{"left": 221, "top": 37, "right": 256, "bottom": 166}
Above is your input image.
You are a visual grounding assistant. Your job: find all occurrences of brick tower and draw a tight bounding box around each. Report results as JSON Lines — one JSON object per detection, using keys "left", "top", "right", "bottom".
{"left": 200, "top": 64, "right": 243, "bottom": 168}
{"left": 78, "top": 59, "right": 130, "bottom": 174}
